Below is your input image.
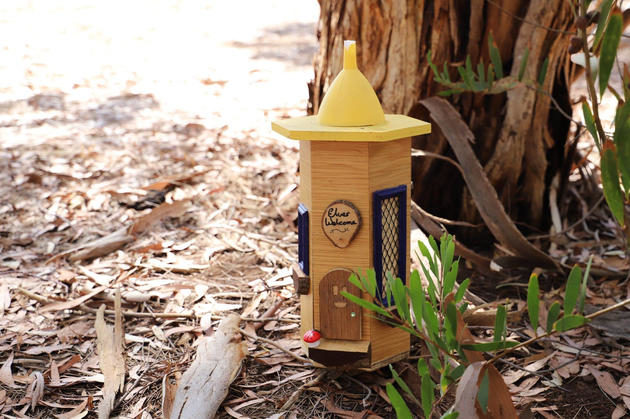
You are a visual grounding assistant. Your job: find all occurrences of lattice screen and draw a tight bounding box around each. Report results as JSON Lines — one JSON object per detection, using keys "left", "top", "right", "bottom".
{"left": 380, "top": 196, "right": 400, "bottom": 281}
{"left": 373, "top": 185, "right": 407, "bottom": 306}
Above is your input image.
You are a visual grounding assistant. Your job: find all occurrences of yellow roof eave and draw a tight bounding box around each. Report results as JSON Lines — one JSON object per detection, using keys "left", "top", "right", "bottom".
{"left": 272, "top": 114, "right": 431, "bottom": 142}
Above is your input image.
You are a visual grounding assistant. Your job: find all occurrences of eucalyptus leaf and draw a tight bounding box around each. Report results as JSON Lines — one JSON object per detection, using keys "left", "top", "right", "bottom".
{"left": 554, "top": 314, "right": 589, "bottom": 332}
{"left": 477, "top": 370, "right": 490, "bottom": 414}
{"left": 601, "top": 146, "right": 625, "bottom": 225}
{"left": 390, "top": 365, "right": 420, "bottom": 406}
{"left": 421, "top": 374, "right": 435, "bottom": 419}
{"left": 538, "top": 57, "right": 549, "bottom": 86}
{"left": 518, "top": 48, "right": 530, "bottom": 82}
{"left": 454, "top": 278, "right": 470, "bottom": 303}
{"left": 348, "top": 273, "right": 365, "bottom": 293}
{"left": 546, "top": 301, "right": 562, "bottom": 333}
{"left": 392, "top": 277, "right": 410, "bottom": 322}
{"left": 527, "top": 274, "right": 540, "bottom": 332}
{"left": 578, "top": 256, "right": 592, "bottom": 314}
{"left": 593, "top": 0, "right": 615, "bottom": 51}
{"left": 613, "top": 102, "right": 630, "bottom": 195}
{"left": 494, "top": 305, "right": 507, "bottom": 343}
{"left": 340, "top": 291, "right": 392, "bottom": 318}
{"left": 564, "top": 265, "right": 582, "bottom": 315}
{"left": 409, "top": 270, "right": 424, "bottom": 327}
{"left": 386, "top": 383, "right": 413, "bottom": 419}
{"left": 488, "top": 33, "right": 503, "bottom": 79}
{"left": 582, "top": 101, "right": 600, "bottom": 149}
{"left": 599, "top": 11, "right": 623, "bottom": 97}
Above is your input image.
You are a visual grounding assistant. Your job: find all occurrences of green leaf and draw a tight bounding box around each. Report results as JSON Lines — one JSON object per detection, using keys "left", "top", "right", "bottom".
{"left": 348, "top": 273, "right": 365, "bottom": 293}
{"left": 443, "top": 261, "right": 459, "bottom": 297}
{"left": 441, "top": 412, "right": 459, "bottom": 419}
{"left": 409, "top": 270, "right": 424, "bottom": 327}
{"left": 614, "top": 102, "right": 630, "bottom": 195}
{"left": 454, "top": 278, "right": 470, "bottom": 303}
{"left": 462, "top": 341, "right": 519, "bottom": 351}
{"left": 477, "top": 59, "right": 486, "bottom": 84}
{"left": 449, "top": 364, "right": 466, "bottom": 381}
{"left": 578, "top": 256, "right": 593, "bottom": 314}
{"left": 423, "top": 298, "right": 440, "bottom": 340}
{"left": 488, "top": 33, "right": 503, "bottom": 79}
{"left": 418, "top": 240, "right": 438, "bottom": 278}
{"left": 365, "top": 269, "right": 377, "bottom": 298}
{"left": 392, "top": 277, "right": 410, "bottom": 322}
{"left": 518, "top": 48, "right": 530, "bottom": 82}
{"left": 443, "top": 62, "right": 452, "bottom": 83}
{"left": 599, "top": 11, "right": 623, "bottom": 97}
{"left": 601, "top": 145, "right": 625, "bottom": 225}
{"left": 538, "top": 57, "right": 549, "bottom": 86}
{"left": 477, "top": 370, "right": 490, "bottom": 414}
{"left": 340, "top": 291, "right": 392, "bottom": 319}
{"left": 445, "top": 302, "right": 458, "bottom": 349}
{"left": 418, "top": 358, "right": 430, "bottom": 376}
{"left": 546, "top": 302, "right": 562, "bottom": 333}
{"left": 386, "top": 383, "right": 413, "bottom": 419}
{"left": 494, "top": 305, "right": 507, "bottom": 343}
{"left": 487, "top": 65, "right": 495, "bottom": 87}
{"left": 582, "top": 101, "right": 600, "bottom": 149}
{"left": 564, "top": 265, "right": 582, "bottom": 315}
{"left": 458, "top": 66, "right": 474, "bottom": 90}
{"left": 527, "top": 274, "right": 540, "bottom": 332}
{"left": 593, "top": 0, "right": 615, "bottom": 50}
{"left": 427, "top": 50, "right": 441, "bottom": 80}
{"left": 390, "top": 365, "right": 420, "bottom": 406}
{"left": 554, "top": 314, "right": 589, "bottom": 332}
{"left": 421, "top": 374, "right": 435, "bottom": 419}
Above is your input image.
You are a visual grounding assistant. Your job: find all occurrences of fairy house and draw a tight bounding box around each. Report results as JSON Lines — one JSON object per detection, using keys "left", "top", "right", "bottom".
{"left": 272, "top": 41, "right": 431, "bottom": 369}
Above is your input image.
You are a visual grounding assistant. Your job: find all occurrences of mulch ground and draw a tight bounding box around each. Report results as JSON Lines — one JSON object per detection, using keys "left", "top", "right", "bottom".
{"left": 1, "top": 2, "right": 629, "bottom": 418}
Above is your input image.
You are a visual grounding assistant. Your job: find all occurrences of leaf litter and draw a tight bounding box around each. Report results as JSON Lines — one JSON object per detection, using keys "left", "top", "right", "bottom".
{"left": 2, "top": 1, "right": 630, "bottom": 418}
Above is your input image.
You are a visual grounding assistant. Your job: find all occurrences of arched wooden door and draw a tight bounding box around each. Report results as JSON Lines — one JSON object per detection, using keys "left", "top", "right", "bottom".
{"left": 319, "top": 268, "right": 362, "bottom": 340}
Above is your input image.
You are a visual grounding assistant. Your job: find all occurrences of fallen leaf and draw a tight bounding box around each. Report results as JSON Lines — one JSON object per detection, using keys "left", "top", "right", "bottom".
{"left": 95, "top": 290, "right": 125, "bottom": 419}
{"left": 453, "top": 361, "right": 483, "bottom": 419}
{"left": 587, "top": 365, "right": 621, "bottom": 399}
{"left": 27, "top": 371, "right": 44, "bottom": 410}
{"left": 40, "top": 285, "right": 108, "bottom": 313}
{"left": 129, "top": 200, "right": 189, "bottom": 235}
{"left": 0, "top": 352, "right": 16, "bottom": 387}
{"left": 0, "top": 284, "right": 10, "bottom": 313}
{"left": 612, "top": 404, "right": 626, "bottom": 419}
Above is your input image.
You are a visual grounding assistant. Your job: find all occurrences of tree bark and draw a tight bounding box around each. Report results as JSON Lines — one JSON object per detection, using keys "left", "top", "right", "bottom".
{"left": 309, "top": 0, "right": 574, "bottom": 241}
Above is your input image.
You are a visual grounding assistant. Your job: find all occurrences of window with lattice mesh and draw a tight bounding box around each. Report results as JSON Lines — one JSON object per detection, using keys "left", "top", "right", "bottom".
{"left": 373, "top": 185, "right": 407, "bottom": 306}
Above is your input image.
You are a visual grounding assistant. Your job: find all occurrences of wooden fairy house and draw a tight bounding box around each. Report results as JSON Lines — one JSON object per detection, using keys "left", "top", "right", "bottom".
{"left": 272, "top": 41, "right": 431, "bottom": 369}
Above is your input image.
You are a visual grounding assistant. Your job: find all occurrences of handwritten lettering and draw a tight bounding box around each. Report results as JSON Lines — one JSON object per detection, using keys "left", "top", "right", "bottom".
{"left": 324, "top": 207, "right": 358, "bottom": 226}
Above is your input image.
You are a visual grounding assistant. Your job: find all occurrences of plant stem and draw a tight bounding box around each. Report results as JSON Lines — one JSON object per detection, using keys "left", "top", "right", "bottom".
{"left": 579, "top": 0, "right": 608, "bottom": 148}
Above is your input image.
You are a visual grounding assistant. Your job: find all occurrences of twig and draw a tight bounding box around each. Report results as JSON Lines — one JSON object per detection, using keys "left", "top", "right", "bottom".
{"left": 280, "top": 370, "right": 327, "bottom": 411}
{"left": 16, "top": 287, "right": 196, "bottom": 319}
{"left": 238, "top": 328, "right": 310, "bottom": 364}
{"left": 344, "top": 374, "right": 373, "bottom": 408}
{"left": 251, "top": 299, "right": 285, "bottom": 331}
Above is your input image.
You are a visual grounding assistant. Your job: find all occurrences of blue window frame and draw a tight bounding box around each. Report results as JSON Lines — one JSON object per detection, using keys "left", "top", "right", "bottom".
{"left": 297, "top": 203, "right": 309, "bottom": 275}
{"left": 373, "top": 185, "right": 407, "bottom": 305}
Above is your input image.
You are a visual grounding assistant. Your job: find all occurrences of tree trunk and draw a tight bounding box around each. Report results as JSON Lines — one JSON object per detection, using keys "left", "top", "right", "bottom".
{"left": 309, "top": 0, "right": 574, "bottom": 242}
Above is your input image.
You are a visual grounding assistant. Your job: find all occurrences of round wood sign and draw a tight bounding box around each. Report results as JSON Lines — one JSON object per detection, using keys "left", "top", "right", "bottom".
{"left": 321, "top": 200, "right": 361, "bottom": 248}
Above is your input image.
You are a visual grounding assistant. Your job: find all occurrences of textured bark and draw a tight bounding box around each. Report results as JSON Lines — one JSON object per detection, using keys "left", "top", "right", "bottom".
{"left": 310, "top": 0, "right": 573, "bottom": 240}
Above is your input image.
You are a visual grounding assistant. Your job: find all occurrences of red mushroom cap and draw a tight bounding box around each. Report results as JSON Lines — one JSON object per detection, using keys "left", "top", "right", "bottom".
{"left": 303, "top": 330, "right": 321, "bottom": 347}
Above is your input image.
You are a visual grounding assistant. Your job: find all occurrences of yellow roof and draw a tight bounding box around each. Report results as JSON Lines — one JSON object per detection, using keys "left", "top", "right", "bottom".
{"left": 272, "top": 114, "right": 430, "bottom": 141}
{"left": 272, "top": 40, "right": 430, "bottom": 142}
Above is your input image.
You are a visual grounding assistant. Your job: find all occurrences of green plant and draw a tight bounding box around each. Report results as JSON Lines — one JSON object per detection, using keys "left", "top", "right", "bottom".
{"left": 342, "top": 234, "right": 628, "bottom": 417}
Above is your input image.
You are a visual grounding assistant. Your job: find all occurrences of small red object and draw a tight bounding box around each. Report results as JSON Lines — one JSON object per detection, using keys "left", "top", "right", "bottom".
{"left": 303, "top": 330, "right": 321, "bottom": 348}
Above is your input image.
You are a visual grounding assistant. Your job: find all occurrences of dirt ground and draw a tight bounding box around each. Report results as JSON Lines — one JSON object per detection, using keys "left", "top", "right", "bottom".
{"left": 1, "top": 1, "right": 629, "bottom": 418}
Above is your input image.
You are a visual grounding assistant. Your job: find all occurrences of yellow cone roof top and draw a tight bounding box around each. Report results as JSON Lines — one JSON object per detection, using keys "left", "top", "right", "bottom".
{"left": 272, "top": 40, "right": 430, "bottom": 142}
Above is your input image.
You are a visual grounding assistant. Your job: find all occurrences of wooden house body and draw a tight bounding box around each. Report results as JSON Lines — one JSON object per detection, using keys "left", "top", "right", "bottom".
{"left": 272, "top": 41, "right": 430, "bottom": 369}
